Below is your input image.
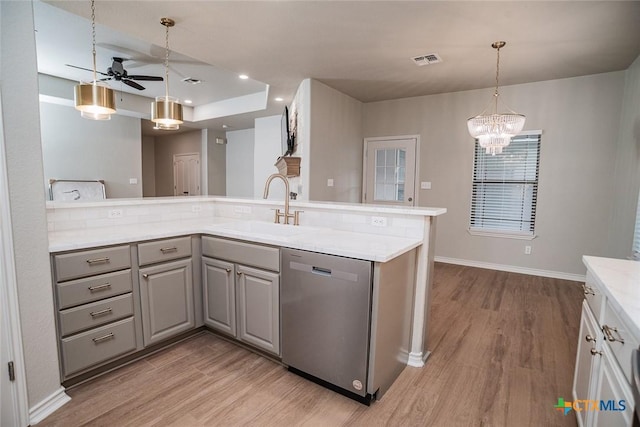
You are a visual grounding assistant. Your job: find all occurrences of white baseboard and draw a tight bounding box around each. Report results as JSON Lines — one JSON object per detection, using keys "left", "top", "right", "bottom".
{"left": 407, "top": 350, "right": 431, "bottom": 368}
{"left": 434, "top": 256, "right": 586, "bottom": 282}
{"left": 29, "top": 387, "right": 71, "bottom": 425}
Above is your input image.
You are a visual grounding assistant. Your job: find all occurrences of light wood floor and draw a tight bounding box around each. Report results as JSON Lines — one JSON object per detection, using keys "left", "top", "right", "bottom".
{"left": 40, "top": 263, "right": 583, "bottom": 427}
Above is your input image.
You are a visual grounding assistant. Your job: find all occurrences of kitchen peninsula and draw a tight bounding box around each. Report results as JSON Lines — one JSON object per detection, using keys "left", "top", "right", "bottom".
{"left": 47, "top": 196, "right": 445, "bottom": 399}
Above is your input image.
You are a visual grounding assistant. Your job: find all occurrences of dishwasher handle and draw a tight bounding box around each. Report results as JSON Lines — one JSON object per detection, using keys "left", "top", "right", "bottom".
{"left": 312, "top": 266, "right": 332, "bottom": 276}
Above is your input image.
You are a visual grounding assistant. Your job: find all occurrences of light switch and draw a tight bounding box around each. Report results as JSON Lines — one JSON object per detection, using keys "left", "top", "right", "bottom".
{"left": 420, "top": 181, "right": 431, "bottom": 190}
{"left": 327, "top": 179, "right": 334, "bottom": 187}
{"left": 129, "top": 178, "right": 138, "bottom": 185}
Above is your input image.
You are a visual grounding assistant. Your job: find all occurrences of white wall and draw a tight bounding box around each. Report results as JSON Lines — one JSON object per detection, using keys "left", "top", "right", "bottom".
{"left": 207, "top": 130, "right": 226, "bottom": 196}
{"left": 40, "top": 102, "right": 143, "bottom": 199}
{"left": 254, "top": 115, "right": 283, "bottom": 199}
{"left": 226, "top": 128, "right": 255, "bottom": 197}
{"left": 1, "top": 0, "right": 62, "bottom": 410}
{"left": 308, "top": 80, "right": 363, "bottom": 202}
{"left": 363, "top": 72, "right": 626, "bottom": 276}
{"left": 606, "top": 55, "right": 640, "bottom": 258}
{"left": 141, "top": 136, "right": 156, "bottom": 197}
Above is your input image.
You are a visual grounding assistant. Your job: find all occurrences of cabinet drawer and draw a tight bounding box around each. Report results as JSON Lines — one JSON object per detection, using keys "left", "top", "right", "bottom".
{"left": 202, "top": 236, "right": 279, "bottom": 272}
{"left": 61, "top": 317, "right": 136, "bottom": 376}
{"left": 138, "top": 236, "right": 192, "bottom": 266}
{"left": 58, "top": 293, "right": 133, "bottom": 337}
{"left": 56, "top": 269, "right": 133, "bottom": 309}
{"left": 603, "top": 301, "right": 639, "bottom": 384}
{"left": 584, "top": 271, "right": 605, "bottom": 322}
{"left": 55, "top": 245, "right": 131, "bottom": 282}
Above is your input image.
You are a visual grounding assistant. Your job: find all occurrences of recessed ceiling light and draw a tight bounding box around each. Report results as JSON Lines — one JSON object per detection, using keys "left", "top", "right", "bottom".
{"left": 275, "top": 97, "right": 284, "bottom": 102}
{"left": 184, "top": 99, "right": 193, "bottom": 104}
{"left": 222, "top": 124, "right": 229, "bottom": 129}
{"left": 239, "top": 74, "right": 249, "bottom": 80}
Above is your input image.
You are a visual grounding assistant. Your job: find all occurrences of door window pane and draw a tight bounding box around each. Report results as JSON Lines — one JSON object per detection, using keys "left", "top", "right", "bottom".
{"left": 374, "top": 148, "right": 407, "bottom": 202}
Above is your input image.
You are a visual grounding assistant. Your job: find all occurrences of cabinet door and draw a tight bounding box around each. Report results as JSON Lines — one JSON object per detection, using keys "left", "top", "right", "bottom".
{"left": 202, "top": 257, "right": 236, "bottom": 336}
{"left": 573, "top": 301, "right": 601, "bottom": 427}
{"left": 591, "top": 345, "right": 635, "bottom": 427}
{"left": 236, "top": 265, "right": 280, "bottom": 355}
{"left": 139, "top": 258, "right": 194, "bottom": 347}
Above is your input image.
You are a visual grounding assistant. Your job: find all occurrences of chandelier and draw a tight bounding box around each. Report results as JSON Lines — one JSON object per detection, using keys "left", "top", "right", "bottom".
{"left": 467, "top": 41, "right": 525, "bottom": 155}
{"left": 73, "top": 0, "right": 116, "bottom": 120}
{"left": 151, "top": 18, "right": 183, "bottom": 130}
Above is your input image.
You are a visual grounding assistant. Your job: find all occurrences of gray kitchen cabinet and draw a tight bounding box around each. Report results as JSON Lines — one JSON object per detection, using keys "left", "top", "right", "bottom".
{"left": 51, "top": 244, "right": 138, "bottom": 381}
{"left": 139, "top": 258, "right": 194, "bottom": 347}
{"left": 201, "top": 236, "right": 280, "bottom": 356}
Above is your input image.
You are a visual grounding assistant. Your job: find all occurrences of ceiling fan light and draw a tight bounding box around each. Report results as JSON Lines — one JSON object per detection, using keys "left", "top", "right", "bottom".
{"left": 151, "top": 96, "right": 183, "bottom": 128}
{"left": 74, "top": 82, "right": 116, "bottom": 119}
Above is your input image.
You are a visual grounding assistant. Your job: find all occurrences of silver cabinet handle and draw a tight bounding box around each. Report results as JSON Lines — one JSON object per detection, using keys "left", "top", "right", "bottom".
{"left": 236, "top": 271, "right": 242, "bottom": 276}
{"left": 88, "top": 283, "right": 111, "bottom": 292}
{"left": 160, "top": 247, "right": 178, "bottom": 253}
{"left": 602, "top": 325, "right": 625, "bottom": 344}
{"left": 92, "top": 332, "right": 114, "bottom": 344}
{"left": 225, "top": 268, "right": 231, "bottom": 273}
{"left": 86, "top": 257, "right": 110, "bottom": 265}
{"left": 582, "top": 283, "right": 595, "bottom": 296}
{"left": 585, "top": 335, "right": 596, "bottom": 343}
{"left": 142, "top": 273, "right": 149, "bottom": 279}
{"left": 590, "top": 348, "right": 603, "bottom": 356}
{"left": 90, "top": 308, "right": 113, "bottom": 318}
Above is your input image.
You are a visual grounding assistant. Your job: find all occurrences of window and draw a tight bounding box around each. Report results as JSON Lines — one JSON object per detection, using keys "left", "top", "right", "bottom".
{"left": 469, "top": 133, "right": 541, "bottom": 238}
{"left": 633, "top": 189, "right": 640, "bottom": 259}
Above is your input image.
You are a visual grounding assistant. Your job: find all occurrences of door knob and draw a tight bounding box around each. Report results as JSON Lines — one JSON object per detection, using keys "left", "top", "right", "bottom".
{"left": 408, "top": 197, "right": 413, "bottom": 202}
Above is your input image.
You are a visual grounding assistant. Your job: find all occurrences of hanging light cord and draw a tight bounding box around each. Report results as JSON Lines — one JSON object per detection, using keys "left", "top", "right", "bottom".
{"left": 90, "top": 0, "right": 97, "bottom": 85}
{"left": 164, "top": 22, "right": 170, "bottom": 99}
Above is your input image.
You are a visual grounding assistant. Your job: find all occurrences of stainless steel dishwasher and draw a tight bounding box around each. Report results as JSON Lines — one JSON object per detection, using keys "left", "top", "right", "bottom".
{"left": 281, "top": 248, "right": 374, "bottom": 404}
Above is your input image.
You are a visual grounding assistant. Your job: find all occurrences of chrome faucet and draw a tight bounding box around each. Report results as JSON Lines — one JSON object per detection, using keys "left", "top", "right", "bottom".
{"left": 263, "top": 173, "right": 301, "bottom": 225}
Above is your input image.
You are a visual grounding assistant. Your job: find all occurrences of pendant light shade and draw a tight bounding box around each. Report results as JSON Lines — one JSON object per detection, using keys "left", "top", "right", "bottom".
{"left": 467, "top": 41, "right": 525, "bottom": 155}
{"left": 151, "top": 18, "right": 183, "bottom": 130}
{"left": 74, "top": 0, "right": 116, "bottom": 120}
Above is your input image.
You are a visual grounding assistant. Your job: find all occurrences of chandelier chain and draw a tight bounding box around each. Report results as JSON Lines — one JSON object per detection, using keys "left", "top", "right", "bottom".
{"left": 90, "top": 0, "right": 97, "bottom": 84}
{"left": 164, "top": 22, "right": 170, "bottom": 98}
{"left": 494, "top": 45, "right": 501, "bottom": 112}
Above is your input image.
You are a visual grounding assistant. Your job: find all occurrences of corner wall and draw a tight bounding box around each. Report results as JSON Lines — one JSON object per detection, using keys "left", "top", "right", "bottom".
{"left": 225, "top": 128, "right": 255, "bottom": 197}
{"left": 1, "top": 0, "right": 63, "bottom": 410}
{"left": 363, "top": 72, "right": 625, "bottom": 276}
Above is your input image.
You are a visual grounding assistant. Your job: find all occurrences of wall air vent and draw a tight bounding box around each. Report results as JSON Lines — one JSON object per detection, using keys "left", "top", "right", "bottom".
{"left": 412, "top": 53, "right": 442, "bottom": 66}
{"left": 181, "top": 77, "right": 202, "bottom": 85}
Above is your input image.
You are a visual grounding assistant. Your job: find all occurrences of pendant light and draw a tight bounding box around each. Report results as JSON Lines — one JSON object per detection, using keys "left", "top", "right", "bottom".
{"left": 74, "top": 0, "right": 116, "bottom": 120}
{"left": 151, "top": 18, "right": 183, "bottom": 130}
{"left": 467, "top": 41, "right": 525, "bottom": 155}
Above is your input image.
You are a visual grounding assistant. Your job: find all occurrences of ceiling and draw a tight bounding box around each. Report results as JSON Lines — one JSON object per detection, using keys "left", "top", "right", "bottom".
{"left": 39, "top": 1, "right": 640, "bottom": 132}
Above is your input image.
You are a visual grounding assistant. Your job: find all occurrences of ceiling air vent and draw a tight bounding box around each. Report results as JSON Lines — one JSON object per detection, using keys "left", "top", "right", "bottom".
{"left": 181, "top": 77, "right": 202, "bottom": 85}
{"left": 412, "top": 53, "right": 442, "bottom": 66}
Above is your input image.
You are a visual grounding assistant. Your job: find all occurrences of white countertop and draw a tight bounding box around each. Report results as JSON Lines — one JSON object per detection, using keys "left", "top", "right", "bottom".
{"left": 48, "top": 218, "right": 422, "bottom": 262}
{"left": 583, "top": 255, "right": 640, "bottom": 342}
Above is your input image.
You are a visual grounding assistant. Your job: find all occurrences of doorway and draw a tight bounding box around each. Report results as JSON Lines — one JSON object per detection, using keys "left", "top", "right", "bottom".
{"left": 363, "top": 136, "right": 418, "bottom": 206}
{"left": 173, "top": 153, "right": 201, "bottom": 196}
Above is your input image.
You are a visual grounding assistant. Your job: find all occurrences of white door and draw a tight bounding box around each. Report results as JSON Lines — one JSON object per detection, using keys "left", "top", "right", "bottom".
{"left": 363, "top": 137, "right": 417, "bottom": 206}
{"left": 173, "top": 153, "right": 201, "bottom": 196}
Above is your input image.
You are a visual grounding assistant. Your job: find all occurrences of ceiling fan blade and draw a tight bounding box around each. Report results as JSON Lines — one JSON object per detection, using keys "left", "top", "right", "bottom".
{"left": 122, "top": 79, "right": 145, "bottom": 91}
{"left": 65, "top": 64, "right": 109, "bottom": 76}
{"left": 127, "top": 75, "right": 164, "bottom": 81}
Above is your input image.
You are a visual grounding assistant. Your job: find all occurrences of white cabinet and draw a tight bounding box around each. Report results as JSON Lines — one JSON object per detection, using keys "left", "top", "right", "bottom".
{"left": 202, "top": 236, "right": 280, "bottom": 356}
{"left": 572, "top": 266, "right": 637, "bottom": 427}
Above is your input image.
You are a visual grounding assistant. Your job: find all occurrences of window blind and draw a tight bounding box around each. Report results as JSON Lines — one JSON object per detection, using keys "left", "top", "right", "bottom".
{"left": 470, "top": 134, "right": 541, "bottom": 236}
{"left": 633, "top": 189, "right": 640, "bottom": 258}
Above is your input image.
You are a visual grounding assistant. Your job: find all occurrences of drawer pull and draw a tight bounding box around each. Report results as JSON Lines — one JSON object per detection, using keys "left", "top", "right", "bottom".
{"left": 585, "top": 335, "right": 596, "bottom": 343}
{"left": 582, "top": 284, "right": 595, "bottom": 296}
{"left": 142, "top": 273, "right": 149, "bottom": 279}
{"left": 602, "top": 325, "right": 625, "bottom": 344}
{"left": 86, "top": 257, "right": 110, "bottom": 265}
{"left": 225, "top": 268, "right": 231, "bottom": 273}
{"left": 160, "top": 247, "right": 178, "bottom": 253}
{"left": 92, "top": 333, "right": 115, "bottom": 344}
{"left": 236, "top": 271, "right": 242, "bottom": 276}
{"left": 89, "top": 308, "right": 113, "bottom": 318}
{"left": 590, "top": 348, "right": 603, "bottom": 356}
{"left": 88, "top": 283, "right": 111, "bottom": 292}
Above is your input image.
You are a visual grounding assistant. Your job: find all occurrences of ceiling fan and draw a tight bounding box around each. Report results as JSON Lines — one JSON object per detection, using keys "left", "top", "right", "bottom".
{"left": 66, "top": 57, "right": 163, "bottom": 90}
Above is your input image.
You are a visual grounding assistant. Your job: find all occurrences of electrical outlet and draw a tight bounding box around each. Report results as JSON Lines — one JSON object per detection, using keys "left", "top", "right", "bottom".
{"left": 327, "top": 178, "right": 334, "bottom": 187}
{"left": 191, "top": 205, "right": 201, "bottom": 213}
{"left": 129, "top": 178, "right": 138, "bottom": 185}
{"left": 420, "top": 181, "right": 432, "bottom": 190}
{"left": 525, "top": 245, "right": 532, "bottom": 255}
{"left": 371, "top": 216, "right": 387, "bottom": 227}
{"left": 108, "top": 209, "right": 123, "bottom": 219}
